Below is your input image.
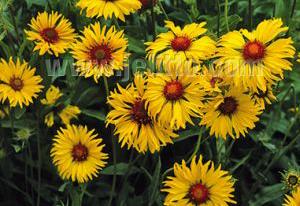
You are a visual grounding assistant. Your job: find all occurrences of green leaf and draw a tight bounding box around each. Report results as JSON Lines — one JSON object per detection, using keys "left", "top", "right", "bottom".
{"left": 127, "top": 35, "right": 146, "bottom": 55}
{"left": 81, "top": 109, "right": 106, "bottom": 122}
{"left": 101, "top": 163, "right": 139, "bottom": 176}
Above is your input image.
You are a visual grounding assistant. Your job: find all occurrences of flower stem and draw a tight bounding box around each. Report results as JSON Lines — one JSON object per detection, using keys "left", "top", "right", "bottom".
{"left": 103, "top": 76, "right": 117, "bottom": 206}
{"left": 224, "top": 0, "right": 230, "bottom": 32}
{"left": 248, "top": 0, "right": 253, "bottom": 29}
{"left": 158, "top": 1, "right": 169, "bottom": 20}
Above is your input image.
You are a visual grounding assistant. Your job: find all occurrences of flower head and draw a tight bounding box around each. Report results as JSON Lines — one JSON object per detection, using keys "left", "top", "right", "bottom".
{"left": 216, "top": 19, "right": 295, "bottom": 92}
{"left": 283, "top": 187, "right": 300, "bottom": 206}
{"left": 146, "top": 21, "right": 216, "bottom": 67}
{"left": 51, "top": 125, "right": 108, "bottom": 183}
{"left": 0, "top": 58, "right": 43, "bottom": 108}
{"left": 162, "top": 156, "right": 236, "bottom": 206}
{"left": 41, "top": 85, "right": 62, "bottom": 106}
{"left": 71, "top": 22, "right": 129, "bottom": 83}
{"left": 77, "top": 0, "right": 141, "bottom": 22}
{"left": 25, "top": 11, "right": 76, "bottom": 57}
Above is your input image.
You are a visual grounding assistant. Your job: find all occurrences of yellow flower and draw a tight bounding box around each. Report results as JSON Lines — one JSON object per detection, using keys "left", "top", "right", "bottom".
{"left": 76, "top": 0, "right": 141, "bottom": 22}
{"left": 106, "top": 74, "right": 177, "bottom": 153}
{"left": 45, "top": 112, "right": 55, "bottom": 127}
{"left": 283, "top": 188, "right": 300, "bottom": 206}
{"left": 297, "top": 53, "right": 300, "bottom": 63}
{"left": 146, "top": 21, "right": 216, "bottom": 67}
{"left": 199, "top": 65, "right": 232, "bottom": 94}
{"left": 71, "top": 22, "right": 129, "bottom": 83}
{"left": 25, "top": 11, "right": 76, "bottom": 57}
{"left": 162, "top": 156, "right": 236, "bottom": 206}
{"left": 216, "top": 18, "right": 295, "bottom": 92}
{"left": 251, "top": 85, "right": 276, "bottom": 110}
{"left": 0, "top": 58, "right": 43, "bottom": 108}
{"left": 51, "top": 125, "right": 108, "bottom": 183}
{"left": 41, "top": 85, "right": 62, "bottom": 106}
{"left": 144, "top": 62, "right": 203, "bottom": 130}
{"left": 282, "top": 169, "right": 300, "bottom": 191}
{"left": 200, "top": 86, "right": 261, "bottom": 139}
{"left": 58, "top": 105, "right": 81, "bottom": 125}
{"left": 0, "top": 106, "right": 9, "bottom": 119}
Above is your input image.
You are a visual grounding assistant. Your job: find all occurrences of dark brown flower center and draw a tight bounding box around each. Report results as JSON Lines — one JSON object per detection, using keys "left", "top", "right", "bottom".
{"left": 164, "top": 80, "right": 184, "bottom": 100}
{"left": 90, "top": 44, "right": 112, "bottom": 66}
{"left": 210, "top": 77, "right": 223, "bottom": 88}
{"left": 40, "top": 28, "right": 59, "bottom": 43}
{"left": 171, "top": 36, "right": 191, "bottom": 51}
{"left": 189, "top": 183, "right": 209, "bottom": 204}
{"left": 72, "top": 144, "right": 88, "bottom": 162}
{"left": 218, "top": 96, "right": 238, "bottom": 115}
{"left": 131, "top": 99, "right": 151, "bottom": 125}
{"left": 9, "top": 76, "right": 24, "bottom": 91}
{"left": 243, "top": 41, "right": 265, "bottom": 62}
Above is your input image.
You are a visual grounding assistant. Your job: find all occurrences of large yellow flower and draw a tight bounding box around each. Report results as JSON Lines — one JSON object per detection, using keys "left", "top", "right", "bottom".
{"left": 0, "top": 58, "right": 43, "bottom": 108}
{"left": 200, "top": 86, "right": 261, "bottom": 139}
{"left": 106, "top": 74, "right": 177, "bottom": 153}
{"left": 25, "top": 11, "right": 76, "bottom": 57}
{"left": 283, "top": 188, "right": 300, "bottom": 206}
{"left": 77, "top": 0, "right": 141, "bottom": 22}
{"left": 162, "top": 156, "right": 236, "bottom": 206}
{"left": 51, "top": 125, "right": 108, "bottom": 183}
{"left": 40, "top": 85, "right": 62, "bottom": 106}
{"left": 71, "top": 22, "right": 129, "bottom": 83}
{"left": 146, "top": 21, "right": 216, "bottom": 67}
{"left": 216, "top": 19, "right": 295, "bottom": 92}
{"left": 144, "top": 62, "right": 203, "bottom": 130}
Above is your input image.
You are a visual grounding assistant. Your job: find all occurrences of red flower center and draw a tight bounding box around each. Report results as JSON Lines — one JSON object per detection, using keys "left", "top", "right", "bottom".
{"left": 189, "top": 183, "right": 209, "bottom": 204}
{"left": 90, "top": 44, "right": 112, "bottom": 66}
{"left": 131, "top": 99, "right": 151, "bottom": 125}
{"left": 139, "top": 0, "right": 157, "bottom": 8}
{"left": 210, "top": 77, "right": 223, "bottom": 88}
{"left": 171, "top": 36, "right": 191, "bottom": 51}
{"left": 72, "top": 144, "right": 88, "bottom": 162}
{"left": 243, "top": 41, "right": 265, "bottom": 62}
{"left": 164, "top": 80, "right": 184, "bottom": 100}
{"left": 40, "top": 28, "right": 59, "bottom": 43}
{"left": 218, "top": 96, "right": 238, "bottom": 115}
{"left": 10, "top": 76, "right": 24, "bottom": 91}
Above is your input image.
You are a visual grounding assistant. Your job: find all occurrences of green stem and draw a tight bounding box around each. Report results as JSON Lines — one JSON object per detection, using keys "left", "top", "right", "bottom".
{"left": 290, "top": 0, "right": 297, "bottom": 18}
{"left": 158, "top": 1, "right": 169, "bottom": 20}
{"left": 187, "top": 132, "right": 202, "bottom": 163}
{"left": 112, "top": 16, "right": 121, "bottom": 30}
{"left": 248, "top": 0, "right": 253, "bottom": 29}
{"left": 10, "top": 108, "right": 15, "bottom": 138}
{"left": 36, "top": 108, "right": 42, "bottom": 206}
{"left": 104, "top": 76, "right": 117, "bottom": 206}
{"left": 224, "top": 0, "right": 230, "bottom": 32}
{"left": 216, "top": 0, "right": 221, "bottom": 37}
{"left": 151, "top": 3, "right": 156, "bottom": 40}
{"left": 8, "top": 6, "right": 20, "bottom": 45}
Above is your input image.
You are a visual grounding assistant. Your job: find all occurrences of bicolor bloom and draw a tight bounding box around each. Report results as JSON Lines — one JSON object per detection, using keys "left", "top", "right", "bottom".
{"left": 200, "top": 86, "right": 261, "bottom": 139}
{"left": 144, "top": 62, "right": 204, "bottom": 130}
{"left": 71, "top": 22, "right": 129, "bottom": 83}
{"left": 216, "top": 18, "right": 295, "bottom": 92}
{"left": 146, "top": 21, "right": 216, "bottom": 67}
{"left": 106, "top": 74, "right": 177, "bottom": 153}
{"left": 51, "top": 125, "right": 108, "bottom": 183}
{"left": 25, "top": 11, "right": 76, "bottom": 57}
{"left": 162, "top": 156, "right": 236, "bottom": 206}
{"left": 77, "top": 0, "right": 141, "bottom": 22}
{"left": 0, "top": 58, "right": 43, "bottom": 108}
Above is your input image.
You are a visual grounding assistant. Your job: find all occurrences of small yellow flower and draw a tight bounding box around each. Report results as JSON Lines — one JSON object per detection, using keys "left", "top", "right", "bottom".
{"left": 251, "top": 85, "right": 276, "bottom": 110}
{"left": 45, "top": 112, "right": 55, "bottom": 127}
{"left": 71, "top": 22, "right": 129, "bottom": 83}
{"left": 146, "top": 20, "right": 216, "bottom": 67}
{"left": 200, "top": 86, "right": 261, "bottom": 139}
{"left": 162, "top": 156, "right": 236, "bottom": 205}
{"left": 58, "top": 105, "right": 81, "bottom": 125}
{"left": 51, "top": 125, "right": 108, "bottom": 183}
{"left": 77, "top": 0, "right": 142, "bottom": 22}
{"left": 41, "top": 85, "right": 62, "bottom": 106}
{"left": 25, "top": 11, "right": 76, "bottom": 57}
{"left": 216, "top": 18, "right": 295, "bottom": 92}
{"left": 144, "top": 61, "right": 204, "bottom": 130}
{"left": 0, "top": 58, "right": 43, "bottom": 108}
